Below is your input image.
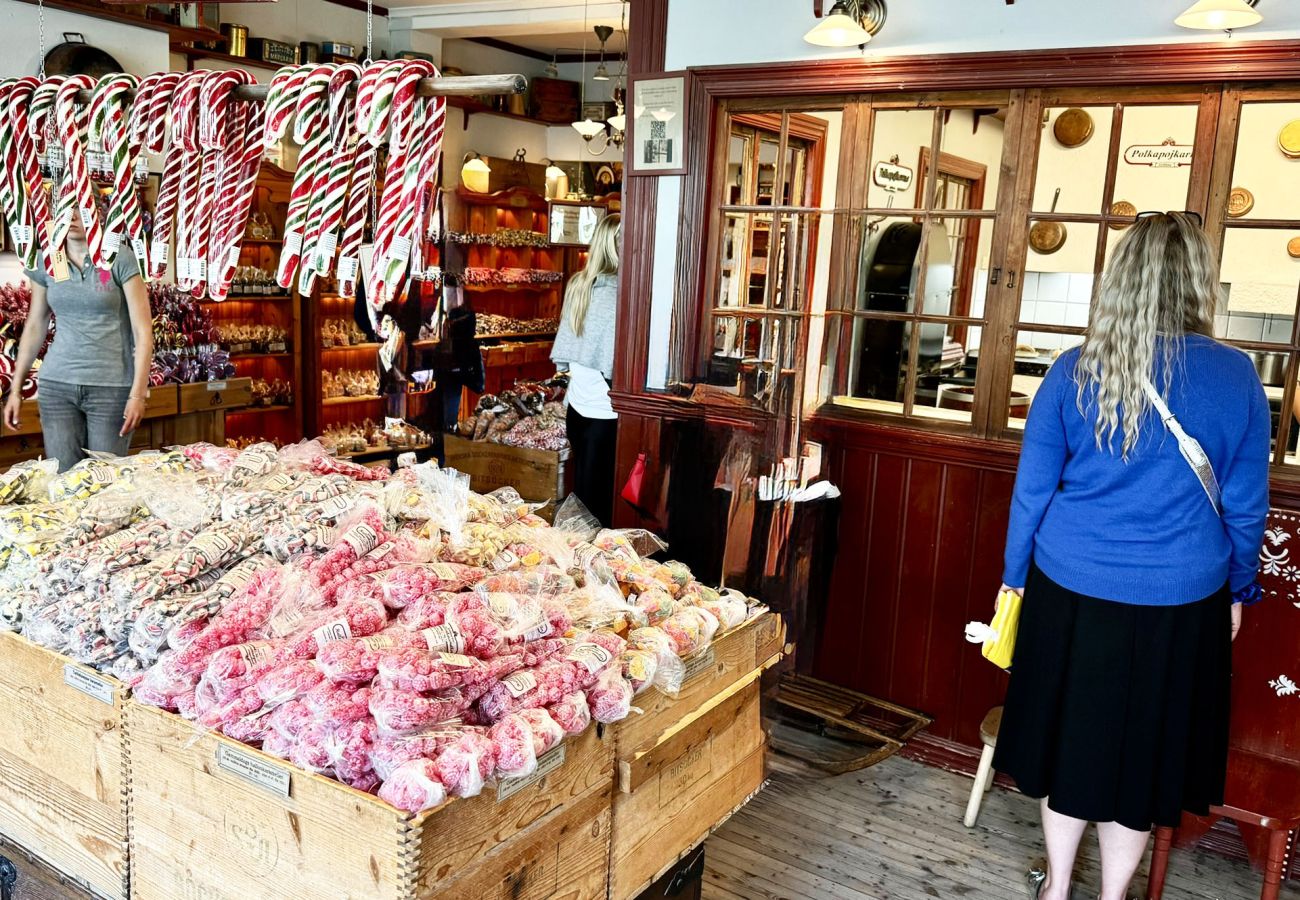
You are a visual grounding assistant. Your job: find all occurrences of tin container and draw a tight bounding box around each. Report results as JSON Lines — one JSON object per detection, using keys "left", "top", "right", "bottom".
{"left": 321, "top": 41, "right": 354, "bottom": 59}
{"left": 299, "top": 41, "right": 319, "bottom": 64}
{"left": 221, "top": 24, "right": 248, "bottom": 57}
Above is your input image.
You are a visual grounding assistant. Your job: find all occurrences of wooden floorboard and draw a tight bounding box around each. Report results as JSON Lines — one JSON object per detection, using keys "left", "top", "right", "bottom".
{"left": 704, "top": 754, "right": 1294, "bottom": 900}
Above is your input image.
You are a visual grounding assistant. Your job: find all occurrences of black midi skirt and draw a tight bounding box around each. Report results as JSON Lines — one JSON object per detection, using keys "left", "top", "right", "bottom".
{"left": 992, "top": 563, "right": 1232, "bottom": 832}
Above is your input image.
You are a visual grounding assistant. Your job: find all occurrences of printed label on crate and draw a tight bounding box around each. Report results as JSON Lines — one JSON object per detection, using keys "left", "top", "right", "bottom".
{"left": 497, "top": 745, "right": 565, "bottom": 801}
{"left": 206, "top": 380, "right": 228, "bottom": 392}
{"left": 337, "top": 256, "right": 359, "bottom": 282}
{"left": 217, "top": 744, "right": 291, "bottom": 798}
{"left": 682, "top": 647, "right": 717, "bottom": 684}
{"left": 422, "top": 623, "right": 466, "bottom": 654}
{"left": 437, "top": 652, "right": 475, "bottom": 668}
{"left": 502, "top": 670, "right": 538, "bottom": 699}
{"left": 342, "top": 523, "right": 380, "bottom": 558}
{"left": 312, "top": 618, "right": 353, "bottom": 648}
{"left": 566, "top": 642, "right": 613, "bottom": 676}
{"left": 63, "top": 663, "right": 115, "bottom": 705}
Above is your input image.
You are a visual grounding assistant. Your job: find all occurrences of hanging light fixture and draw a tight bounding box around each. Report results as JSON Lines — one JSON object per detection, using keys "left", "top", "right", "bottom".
{"left": 592, "top": 25, "right": 613, "bottom": 80}
{"left": 544, "top": 52, "right": 559, "bottom": 79}
{"left": 803, "top": 0, "right": 887, "bottom": 48}
{"left": 1175, "top": 0, "right": 1262, "bottom": 29}
{"left": 572, "top": 119, "right": 607, "bottom": 140}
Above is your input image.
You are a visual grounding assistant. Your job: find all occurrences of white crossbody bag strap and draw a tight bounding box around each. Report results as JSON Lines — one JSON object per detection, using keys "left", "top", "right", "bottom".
{"left": 1143, "top": 379, "right": 1222, "bottom": 517}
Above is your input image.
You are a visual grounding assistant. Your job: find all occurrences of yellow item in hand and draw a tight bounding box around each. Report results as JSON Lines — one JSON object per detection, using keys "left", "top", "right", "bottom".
{"left": 964, "top": 590, "right": 1023, "bottom": 671}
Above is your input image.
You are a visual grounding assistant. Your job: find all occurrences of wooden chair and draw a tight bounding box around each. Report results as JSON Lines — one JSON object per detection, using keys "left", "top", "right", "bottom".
{"left": 963, "top": 706, "right": 1001, "bottom": 828}
{"left": 1146, "top": 509, "right": 1300, "bottom": 899}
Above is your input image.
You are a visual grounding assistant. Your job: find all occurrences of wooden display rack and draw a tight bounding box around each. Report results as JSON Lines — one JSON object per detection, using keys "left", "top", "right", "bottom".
{"left": 0, "top": 632, "right": 128, "bottom": 900}
{"left": 125, "top": 702, "right": 613, "bottom": 900}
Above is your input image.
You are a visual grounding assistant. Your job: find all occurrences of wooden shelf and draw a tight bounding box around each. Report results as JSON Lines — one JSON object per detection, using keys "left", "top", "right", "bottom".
{"left": 15, "top": 0, "right": 222, "bottom": 42}
{"left": 454, "top": 185, "right": 549, "bottom": 211}
{"left": 464, "top": 283, "right": 560, "bottom": 293}
{"left": 323, "top": 395, "right": 383, "bottom": 406}
{"left": 231, "top": 352, "right": 293, "bottom": 360}
{"left": 447, "top": 96, "right": 562, "bottom": 131}
{"left": 229, "top": 405, "right": 294, "bottom": 415}
{"left": 475, "top": 331, "right": 557, "bottom": 342}
{"left": 171, "top": 46, "right": 284, "bottom": 72}
{"left": 218, "top": 294, "right": 294, "bottom": 302}
{"left": 239, "top": 238, "right": 285, "bottom": 246}
{"left": 322, "top": 343, "right": 382, "bottom": 352}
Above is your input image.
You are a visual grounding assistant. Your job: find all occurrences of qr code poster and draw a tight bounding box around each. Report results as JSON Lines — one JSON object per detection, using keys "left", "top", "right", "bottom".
{"left": 630, "top": 74, "right": 687, "bottom": 176}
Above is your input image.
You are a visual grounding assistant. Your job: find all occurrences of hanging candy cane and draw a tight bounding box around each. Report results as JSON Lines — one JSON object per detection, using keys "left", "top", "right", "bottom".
{"left": 298, "top": 63, "right": 361, "bottom": 295}
{"left": 379, "top": 92, "right": 446, "bottom": 306}
{"left": 151, "top": 70, "right": 204, "bottom": 280}
{"left": 54, "top": 75, "right": 106, "bottom": 268}
{"left": 335, "top": 140, "right": 376, "bottom": 300}
{"left": 11, "top": 77, "right": 57, "bottom": 275}
{"left": 276, "top": 64, "right": 336, "bottom": 290}
{"left": 207, "top": 102, "right": 266, "bottom": 302}
{"left": 0, "top": 81, "right": 39, "bottom": 271}
{"left": 163, "top": 70, "right": 207, "bottom": 285}
{"left": 29, "top": 77, "right": 71, "bottom": 261}
{"left": 87, "top": 73, "right": 139, "bottom": 268}
{"left": 262, "top": 65, "right": 308, "bottom": 149}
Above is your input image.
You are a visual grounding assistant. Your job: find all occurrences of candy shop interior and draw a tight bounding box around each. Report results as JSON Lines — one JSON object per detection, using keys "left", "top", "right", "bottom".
{"left": 4, "top": 1, "right": 1300, "bottom": 900}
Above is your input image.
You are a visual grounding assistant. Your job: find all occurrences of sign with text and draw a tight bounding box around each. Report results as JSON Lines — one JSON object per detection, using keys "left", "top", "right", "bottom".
{"left": 1123, "top": 139, "right": 1193, "bottom": 168}
{"left": 873, "top": 160, "right": 914, "bottom": 193}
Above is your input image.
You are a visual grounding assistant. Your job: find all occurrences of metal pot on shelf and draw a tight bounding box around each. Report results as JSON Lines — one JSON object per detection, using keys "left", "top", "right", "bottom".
{"left": 1248, "top": 350, "right": 1287, "bottom": 387}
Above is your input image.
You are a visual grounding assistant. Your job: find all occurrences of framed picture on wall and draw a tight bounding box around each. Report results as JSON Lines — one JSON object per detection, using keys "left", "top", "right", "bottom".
{"left": 627, "top": 72, "right": 689, "bottom": 176}
{"left": 549, "top": 200, "right": 609, "bottom": 247}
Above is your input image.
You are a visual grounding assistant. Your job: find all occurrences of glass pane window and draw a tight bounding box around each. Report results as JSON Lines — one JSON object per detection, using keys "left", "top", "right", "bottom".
{"left": 1217, "top": 228, "right": 1299, "bottom": 346}
{"left": 1230, "top": 101, "right": 1300, "bottom": 222}
{"left": 1032, "top": 106, "right": 1115, "bottom": 215}
{"left": 1110, "top": 104, "right": 1198, "bottom": 215}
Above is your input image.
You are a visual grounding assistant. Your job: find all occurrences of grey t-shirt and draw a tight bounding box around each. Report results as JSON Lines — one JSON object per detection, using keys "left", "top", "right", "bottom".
{"left": 25, "top": 252, "right": 140, "bottom": 387}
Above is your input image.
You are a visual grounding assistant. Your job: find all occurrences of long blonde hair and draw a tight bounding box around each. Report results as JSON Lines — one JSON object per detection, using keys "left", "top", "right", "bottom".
{"left": 1075, "top": 212, "right": 1219, "bottom": 458}
{"left": 562, "top": 213, "right": 620, "bottom": 337}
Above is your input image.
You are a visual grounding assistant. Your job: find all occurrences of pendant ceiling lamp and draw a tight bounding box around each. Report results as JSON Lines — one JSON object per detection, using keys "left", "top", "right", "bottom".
{"left": 803, "top": 0, "right": 887, "bottom": 48}
{"left": 1174, "top": 0, "right": 1263, "bottom": 30}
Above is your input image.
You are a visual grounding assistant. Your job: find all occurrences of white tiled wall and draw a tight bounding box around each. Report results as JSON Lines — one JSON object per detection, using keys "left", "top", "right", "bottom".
{"left": 1020, "top": 270, "right": 1094, "bottom": 350}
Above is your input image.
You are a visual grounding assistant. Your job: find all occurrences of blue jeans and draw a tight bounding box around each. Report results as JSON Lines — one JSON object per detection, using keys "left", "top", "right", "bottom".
{"left": 37, "top": 379, "right": 133, "bottom": 472}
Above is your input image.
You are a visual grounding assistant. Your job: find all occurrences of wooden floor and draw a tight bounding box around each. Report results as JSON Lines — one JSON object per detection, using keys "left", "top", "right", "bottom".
{"left": 704, "top": 754, "right": 1292, "bottom": 900}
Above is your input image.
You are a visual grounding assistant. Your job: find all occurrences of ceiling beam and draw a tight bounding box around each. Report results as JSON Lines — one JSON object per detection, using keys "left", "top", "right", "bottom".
{"left": 389, "top": 0, "right": 623, "bottom": 36}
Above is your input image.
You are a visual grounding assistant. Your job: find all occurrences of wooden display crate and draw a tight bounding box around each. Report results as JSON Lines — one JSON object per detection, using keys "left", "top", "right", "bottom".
{"left": 126, "top": 702, "right": 614, "bottom": 900}
{"left": 443, "top": 433, "right": 570, "bottom": 508}
{"left": 609, "top": 680, "right": 766, "bottom": 900}
{"left": 177, "top": 377, "right": 254, "bottom": 414}
{"left": 613, "top": 611, "right": 785, "bottom": 764}
{"left": 0, "top": 632, "right": 128, "bottom": 900}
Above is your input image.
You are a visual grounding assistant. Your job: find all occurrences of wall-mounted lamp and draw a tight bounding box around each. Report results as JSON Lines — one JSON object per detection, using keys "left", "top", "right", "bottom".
{"left": 460, "top": 152, "right": 491, "bottom": 193}
{"left": 1175, "top": 0, "right": 1262, "bottom": 30}
{"left": 541, "top": 158, "right": 570, "bottom": 200}
{"left": 804, "top": 0, "right": 888, "bottom": 48}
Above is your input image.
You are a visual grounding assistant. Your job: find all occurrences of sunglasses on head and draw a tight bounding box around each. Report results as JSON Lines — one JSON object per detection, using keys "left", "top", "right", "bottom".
{"left": 1135, "top": 210, "right": 1204, "bottom": 228}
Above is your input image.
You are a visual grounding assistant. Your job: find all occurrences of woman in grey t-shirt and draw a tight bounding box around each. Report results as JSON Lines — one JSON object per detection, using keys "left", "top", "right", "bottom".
{"left": 4, "top": 216, "right": 154, "bottom": 471}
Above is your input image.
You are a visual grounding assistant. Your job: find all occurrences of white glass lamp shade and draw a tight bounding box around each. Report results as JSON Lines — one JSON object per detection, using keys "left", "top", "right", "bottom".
{"left": 1174, "top": 0, "right": 1262, "bottom": 29}
{"left": 607, "top": 113, "right": 626, "bottom": 132}
{"left": 803, "top": 1, "right": 873, "bottom": 47}
{"left": 572, "top": 119, "right": 607, "bottom": 140}
{"left": 545, "top": 164, "right": 569, "bottom": 200}
{"left": 461, "top": 157, "right": 491, "bottom": 193}
{"left": 593, "top": 61, "right": 610, "bottom": 81}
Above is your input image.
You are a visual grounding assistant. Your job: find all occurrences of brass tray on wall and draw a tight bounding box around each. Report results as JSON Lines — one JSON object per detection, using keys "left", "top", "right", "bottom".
{"left": 1228, "top": 187, "right": 1255, "bottom": 218}
{"left": 1053, "top": 107, "right": 1095, "bottom": 148}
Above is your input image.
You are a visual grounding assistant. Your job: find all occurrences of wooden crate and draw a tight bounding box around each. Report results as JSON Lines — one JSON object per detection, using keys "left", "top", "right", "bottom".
{"left": 609, "top": 680, "right": 766, "bottom": 900}
{"left": 0, "top": 632, "right": 128, "bottom": 900}
{"left": 177, "top": 377, "right": 254, "bottom": 415}
{"left": 126, "top": 702, "right": 614, "bottom": 900}
{"left": 613, "top": 612, "right": 785, "bottom": 764}
{"left": 444, "top": 434, "right": 569, "bottom": 508}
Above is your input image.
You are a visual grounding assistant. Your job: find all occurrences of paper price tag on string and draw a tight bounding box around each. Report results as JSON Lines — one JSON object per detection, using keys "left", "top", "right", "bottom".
{"left": 151, "top": 240, "right": 169, "bottom": 269}
{"left": 283, "top": 232, "right": 302, "bottom": 254}
{"left": 318, "top": 232, "right": 338, "bottom": 260}
{"left": 132, "top": 238, "right": 146, "bottom": 261}
{"left": 103, "top": 232, "right": 122, "bottom": 255}
{"left": 388, "top": 236, "right": 413, "bottom": 264}
{"left": 227, "top": 245, "right": 242, "bottom": 269}
{"left": 79, "top": 208, "right": 96, "bottom": 229}
{"left": 337, "top": 256, "right": 359, "bottom": 282}
{"left": 10, "top": 225, "right": 32, "bottom": 248}
{"left": 135, "top": 158, "right": 149, "bottom": 180}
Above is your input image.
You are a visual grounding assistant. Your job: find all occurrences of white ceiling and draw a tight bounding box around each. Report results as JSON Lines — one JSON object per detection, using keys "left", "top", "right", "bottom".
{"left": 499, "top": 29, "right": 628, "bottom": 55}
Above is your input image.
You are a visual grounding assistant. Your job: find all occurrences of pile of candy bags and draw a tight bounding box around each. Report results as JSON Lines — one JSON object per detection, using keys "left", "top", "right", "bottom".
{"left": 0, "top": 440, "right": 761, "bottom": 814}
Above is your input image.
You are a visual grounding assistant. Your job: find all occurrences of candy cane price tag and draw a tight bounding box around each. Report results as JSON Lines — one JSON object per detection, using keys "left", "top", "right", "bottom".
{"left": 388, "top": 236, "right": 413, "bottom": 264}
{"left": 283, "top": 231, "right": 302, "bottom": 254}
{"left": 150, "top": 240, "right": 169, "bottom": 268}
{"left": 227, "top": 245, "right": 242, "bottom": 269}
{"left": 103, "top": 232, "right": 122, "bottom": 255}
{"left": 79, "top": 208, "right": 96, "bottom": 229}
{"left": 132, "top": 238, "right": 146, "bottom": 260}
{"left": 10, "top": 225, "right": 32, "bottom": 248}
{"left": 337, "top": 256, "right": 359, "bottom": 282}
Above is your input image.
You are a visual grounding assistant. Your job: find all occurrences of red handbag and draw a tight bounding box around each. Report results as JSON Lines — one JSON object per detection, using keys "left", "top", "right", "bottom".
{"left": 621, "top": 452, "right": 649, "bottom": 511}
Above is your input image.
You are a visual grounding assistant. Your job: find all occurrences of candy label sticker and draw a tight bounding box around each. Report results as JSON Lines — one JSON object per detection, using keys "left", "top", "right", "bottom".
{"left": 486, "top": 593, "right": 514, "bottom": 616}
{"left": 490, "top": 549, "right": 520, "bottom": 573}
{"left": 361, "top": 634, "right": 396, "bottom": 651}
{"left": 79, "top": 207, "right": 96, "bottom": 229}
{"left": 337, "top": 256, "right": 359, "bottom": 282}
{"left": 422, "top": 624, "right": 465, "bottom": 654}
{"left": 497, "top": 745, "right": 565, "bottom": 801}
{"left": 217, "top": 744, "right": 291, "bottom": 798}
{"left": 437, "top": 652, "right": 475, "bottom": 668}
{"left": 312, "top": 618, "right": 353, "bottom": 648}
{"left": 10, "top": 225, "right": 32, "bottom": 246}
{"left": 566, "top": 643, "right": 613, "bottom": 676}
{"left": 63, "top": 664, "right": 115, "bottom": 705}
{"left": 261, "top": 474, "right": 294, "bottom": 492}
{"left": 396, "top": 452, "right": 416, "bottom": 469}
{"left": 523, "top": 619, "right": 553, "bottom": 642}
{"left": 131, "top": 238, "right": 146, "bottom": 260}
{"left": 151, "top": 240, "right": 169, "bottom": 267}
{"left": 502, "top": 671, "right": 538, "bottom": 699}
{"left": 237, "top": 641, "right": 273, "bottom": 668}
{"left": 227, "top": 245, "right": 242, "bottom": 269}
{"left": 103, "top": 232, "right": 122, "bottom": 255}
{"left": 283, "top": 232, "right": 302, "bottom": 254}
{"left": 389, "top": 236, "right": 413, "bottom": 264}
{"left": 342, "top": 523, "right": 380, "bottom": 558}
{"left": 369, "top": 542, "right": 396, "bottom": 560}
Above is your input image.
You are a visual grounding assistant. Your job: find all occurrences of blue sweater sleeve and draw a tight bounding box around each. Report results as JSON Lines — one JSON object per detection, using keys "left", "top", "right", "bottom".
{"left": 1220, "top": 372, "right": 1271, "bottom": 593}
{"left": 1002, "top": 360, "right": 1070, "bottom": 588}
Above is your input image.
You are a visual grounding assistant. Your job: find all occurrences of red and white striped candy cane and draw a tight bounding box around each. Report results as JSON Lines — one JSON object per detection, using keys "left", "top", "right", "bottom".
{"left": 11, "top": 78, "right": 56, "bottom": 274}
{"left": 0, "top": 81, "right": 38, "bottom": 271}
{"left": 207, "top": 101, "right": 266, "bottom": 302}
{"left": 298, "top": 64, "right": 361, "bottom": 294}
{"left": 151, "top": 71, "right": 204, "bottom": 280}
{"left": 162, "top": 70, "right": 206, "bottom": 285}
{"left": 87, "top": 74, "right": 138, "bottom": 267}
{"left": 276, "top": 64, "right": 335, "bottom": 289}
{"left": 138, "top": 72, "right": 180, "bottom": 277}
{"left": 54, "top": 75, "right": 106, "bottom": 269}
{"left": 262, "top": 65, "right": 308, "bottom": 149}
{"left": 334, "top": 140, "right": 376, "bottom": 300}
{"left": 378, "top": 87, "right": 446, "bottom": 306}
{"left": 368, "top": 61, "right": 432, "bottom": 304}
{"left": 29, "top": 77, "right": 72, "bottom": 260}
{"left": 356, "top": 60, "right": 404, "bottom": 146}
{"left": 187, "top": 69, "right": 252, "bottom": 298}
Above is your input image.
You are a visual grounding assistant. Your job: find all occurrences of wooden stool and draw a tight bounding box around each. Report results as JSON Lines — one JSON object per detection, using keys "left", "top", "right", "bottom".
{"left": 964, "top": 706, "right": 1002, "bottom": 828}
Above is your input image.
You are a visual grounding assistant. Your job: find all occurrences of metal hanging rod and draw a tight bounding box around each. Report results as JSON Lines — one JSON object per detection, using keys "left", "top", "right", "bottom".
{"left": 73, "top": 72, "right": 526, "bottom": 105}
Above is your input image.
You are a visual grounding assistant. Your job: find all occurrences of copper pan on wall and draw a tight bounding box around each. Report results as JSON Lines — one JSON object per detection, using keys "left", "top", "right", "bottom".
{"left": 1029, "top": 188, "right": 1067, "bottom": 254}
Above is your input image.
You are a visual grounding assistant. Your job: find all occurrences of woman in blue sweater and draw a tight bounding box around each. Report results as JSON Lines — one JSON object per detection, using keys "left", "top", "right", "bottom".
{"left": 995, "top": 212, "right": 1270, "bottom": 900}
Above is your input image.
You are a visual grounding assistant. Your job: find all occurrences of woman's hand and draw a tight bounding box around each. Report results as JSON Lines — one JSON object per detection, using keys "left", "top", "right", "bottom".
{"left": 1231, "top": 602, "right": 1243, "bottom": 642}
{"left": 3, "top": 393, "right": 21, "bottom": 432}
{"left": 997, "top": 584, "right": 1024, "bottom": 608}
{"left": 120, "top": 397, "right": 146, "bottom": 436}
